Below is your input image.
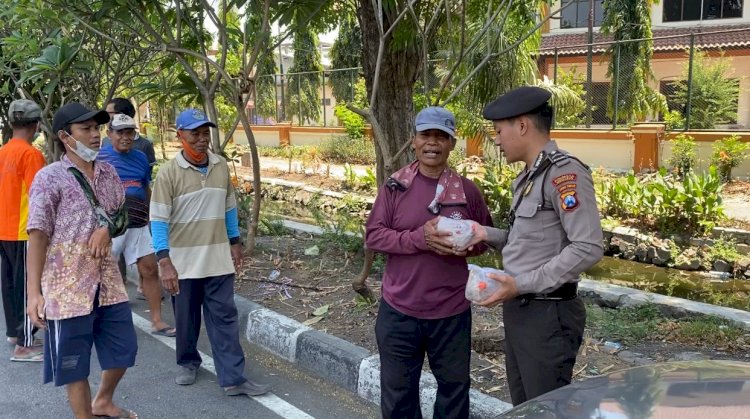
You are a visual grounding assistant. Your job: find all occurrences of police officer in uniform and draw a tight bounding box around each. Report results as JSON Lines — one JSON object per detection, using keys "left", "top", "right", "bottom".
{"left": 458, "top": 86, "right": 604, "bottom": 405}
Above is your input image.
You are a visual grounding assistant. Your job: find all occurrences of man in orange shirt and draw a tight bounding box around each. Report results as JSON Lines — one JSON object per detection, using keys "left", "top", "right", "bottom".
{"left": 0, "top": 99, "right": 46, "bottom": 361}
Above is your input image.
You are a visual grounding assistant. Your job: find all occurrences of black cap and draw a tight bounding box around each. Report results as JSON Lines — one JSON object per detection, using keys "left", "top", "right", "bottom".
{"left": 52, "top": 102, "right": 110, "bottom": 133}
{"left": 483, "top": 86, "right": 552, "bottom": 121}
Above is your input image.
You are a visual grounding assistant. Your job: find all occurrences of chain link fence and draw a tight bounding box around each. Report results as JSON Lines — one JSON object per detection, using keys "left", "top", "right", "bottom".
{"left": 249, "top": 62, "right": 444, "bottom": 128}
{"left": 540, "top": 27, "right": 750, "bottom": 131}
{"left": 247, "top": 67, "right": 363, "bottom": 127}
{"left": 251, "top": 27, "right": 749, "bottom": 131}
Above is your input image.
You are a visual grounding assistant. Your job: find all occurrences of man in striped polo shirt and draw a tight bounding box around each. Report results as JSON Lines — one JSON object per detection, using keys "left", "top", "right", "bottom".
{"left": 150, "top": 109, "right": 270, "bottom": 396}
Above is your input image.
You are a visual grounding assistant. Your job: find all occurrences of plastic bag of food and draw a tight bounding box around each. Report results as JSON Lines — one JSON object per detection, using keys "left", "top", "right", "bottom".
{"left": 436, "top": 216, "right": 474, "bottom": 249}
{"left": 465, "top": 264, "right": 504, "bottom": 304}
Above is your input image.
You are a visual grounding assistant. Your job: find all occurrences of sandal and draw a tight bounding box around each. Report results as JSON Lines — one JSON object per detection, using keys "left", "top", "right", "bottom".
{"left": 93, "top": 408, "right": 138, "bottom": 418}
{"left": 10, "top": 347, "right": 43, "bottom": 362}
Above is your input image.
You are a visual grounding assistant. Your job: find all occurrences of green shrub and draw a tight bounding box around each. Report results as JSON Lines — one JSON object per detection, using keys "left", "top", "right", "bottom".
{"left": 711, "top": 134, "right": 750, "bottom": 182}
{"left": 473, "top": 159, "right": 522, "bottom": 228}
{"left": 318, "top": 134, "right": 376, "bottom": 165}
{"left": 663, "top": 110, "right": 685, "bottom": 132}
{"left": 341, "top": 164, "right": 376, "bottom": 193}
{"left": 257, "top": 145, "right": 309, "bottom": 159}
{"left": 672, "top": 51, "right": 740, "bottom": 129}
{"left": 334, "top": 104, "right": 365, "bottom": 139}
{"left": 667, "top": 133, "right": 697, "bottom": 178}
{"left": 597, "top": 167, "right": 725, "bottom": 235}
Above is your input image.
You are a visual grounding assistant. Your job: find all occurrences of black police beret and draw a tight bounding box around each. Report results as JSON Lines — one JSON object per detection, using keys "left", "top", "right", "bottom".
{"left": 482, "top": 86, "right": 552, "bottom": 121}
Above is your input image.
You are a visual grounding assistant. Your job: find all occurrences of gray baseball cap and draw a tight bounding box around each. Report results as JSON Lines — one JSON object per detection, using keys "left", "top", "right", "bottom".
{"left": 415, "top": 106, "right": 456, "bottom": 138}
{"left": 9, "top": 99, "right": 42, "bottom": 124}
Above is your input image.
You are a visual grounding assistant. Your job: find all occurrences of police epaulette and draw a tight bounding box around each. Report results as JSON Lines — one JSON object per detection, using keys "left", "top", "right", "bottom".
{"left": 547, "top": 151, "right": 590, "bottom": 171}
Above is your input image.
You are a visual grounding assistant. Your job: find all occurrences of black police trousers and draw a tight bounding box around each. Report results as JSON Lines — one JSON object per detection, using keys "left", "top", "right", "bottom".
{"left": 375, "top": 299, "right": 471, "bottom": 419}
{"left": 503, "top": 296, "right": 586, "bottom": 406}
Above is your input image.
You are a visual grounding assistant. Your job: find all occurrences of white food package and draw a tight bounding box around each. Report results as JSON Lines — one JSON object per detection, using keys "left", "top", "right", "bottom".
{"left": 436, "top": 216, "right": 475, "bottom": 249}
{"left": 465, "top": 264, "right": 505, "bottom": 304}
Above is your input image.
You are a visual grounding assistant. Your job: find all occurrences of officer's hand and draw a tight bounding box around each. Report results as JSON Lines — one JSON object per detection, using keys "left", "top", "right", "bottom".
{"left": 455, "top": 221, "right": 488, "bottom": 252}
{"left": 477, "top": 272, "right": 519, "bottom": 307}
{"left": 424, "top": 217, "right": 458, "bottom": 256}
{"left": 88, "top": 227, "right": 111, "bottom": 259}
{"left": 27, "top": 293, "right": 46, "bottom": 329}
{"left": 158, "top": 258, "right": 180, "bottom": 296}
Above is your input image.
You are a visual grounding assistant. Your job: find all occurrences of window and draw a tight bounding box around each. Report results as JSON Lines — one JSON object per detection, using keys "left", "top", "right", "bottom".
{"left": 664, "top": 0, "right": 743, "bottom": 22}
{"left": 660, "top": 80, "right": 682, "bottom": 114}
{"left": 560, "top": 0, "right": 605, "bottom": 29}
{"left": 589, "top": 82, "right": 611, "bottom": 125}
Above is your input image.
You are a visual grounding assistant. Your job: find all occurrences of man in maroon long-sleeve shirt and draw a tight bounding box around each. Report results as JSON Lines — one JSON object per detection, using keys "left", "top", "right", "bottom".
{"left": 365, "top": 106, "right": 493, "bottom": 418}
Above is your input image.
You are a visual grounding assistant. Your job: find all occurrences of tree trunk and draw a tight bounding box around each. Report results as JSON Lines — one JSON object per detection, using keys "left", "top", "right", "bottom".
{"left": 234, "top": 96, "right": 262, "bottom": 256}
{"left": 353, "top": 1, "right": 422, "bottom": 302}
{"left": 204, "top": 96, "right": 222, "bottom": 153}
{"left": 358, "top": 1, "right": 420, "bottom": 185}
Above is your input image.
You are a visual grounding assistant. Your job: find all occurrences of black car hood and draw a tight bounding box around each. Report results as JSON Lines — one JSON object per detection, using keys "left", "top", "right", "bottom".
{"left": 499, "top": 360, "right": 750, "bottom": 419}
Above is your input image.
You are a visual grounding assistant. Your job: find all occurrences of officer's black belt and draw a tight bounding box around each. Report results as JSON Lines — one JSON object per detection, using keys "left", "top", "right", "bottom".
{"left": 517, "top": 282, "right": 578, "bottom": 305}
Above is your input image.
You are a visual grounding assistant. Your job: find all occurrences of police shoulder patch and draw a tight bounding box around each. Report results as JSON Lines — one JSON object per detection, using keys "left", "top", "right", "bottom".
{"left": 552, "top": 173, "right": 577, "bottom": 187}
{"left": 560, "top": 190, "right": 579, "bottom": 211}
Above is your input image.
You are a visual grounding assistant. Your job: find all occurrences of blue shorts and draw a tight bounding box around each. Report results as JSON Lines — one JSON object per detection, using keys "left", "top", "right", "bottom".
{"left": 43, "top": 301, "right": 138, "bottom": 386}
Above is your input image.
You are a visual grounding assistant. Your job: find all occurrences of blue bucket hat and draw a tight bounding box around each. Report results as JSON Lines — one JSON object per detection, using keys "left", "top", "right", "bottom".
{"left": 176, "top": 108, "right": 217, "bottom": 130}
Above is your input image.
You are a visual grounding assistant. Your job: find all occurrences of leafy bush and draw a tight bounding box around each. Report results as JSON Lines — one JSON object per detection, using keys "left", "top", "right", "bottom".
{"left": 540, "top": 69, "right": 585, "bottom": 128}
{"left": 663, "top": 110, "right": 685, "bottom": 132}
{"left": 710, "top": 134, "right": 750, "bottom": 182}
{"left": 473, "top": 159, "right": 522, "bottom": 228}
{"left": 334, "top": 104, "right": 365, "bottom": 139}
{"left": 597, "top": 167, "right": 725, "bottom": 235}
{"left": 672, "top": 51, "right": 740, "bottom": 129}
{"left": 341, "top": 164, "right": 376, "bottom": 193}
{"left": 667, "top": 133, "right": 697, "bottom": 178}
{"left": 318, "top": 134, "right": 376, "bottom": 165}
{"left": 257, "top": 145, "right": 309, "bottom": 159}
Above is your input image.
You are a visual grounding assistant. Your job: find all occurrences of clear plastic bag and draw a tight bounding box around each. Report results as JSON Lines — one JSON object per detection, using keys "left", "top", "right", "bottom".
{"left": 465, "top": 264, "right": 504, "bottom": 304}
{"left": 436, "top": 216, "right": 474, "bottom": 249}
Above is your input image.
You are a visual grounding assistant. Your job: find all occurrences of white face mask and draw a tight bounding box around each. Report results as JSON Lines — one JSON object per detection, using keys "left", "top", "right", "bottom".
{"left": 65, "top": 134, "right": 99, "bottom": 162}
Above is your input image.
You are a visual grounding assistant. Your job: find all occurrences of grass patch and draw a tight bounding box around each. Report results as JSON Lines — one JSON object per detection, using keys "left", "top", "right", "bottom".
{"left": 668, "top": 315, "right": 744, "bottom": 346}
{"left": 587, "top": 304, "right": 663, "bottom": 344}
{"left": 586, "top": 303, "right": 748, "bottom": 350}
{"left": 258, "top": 215, "right": 289, "bottom": 236}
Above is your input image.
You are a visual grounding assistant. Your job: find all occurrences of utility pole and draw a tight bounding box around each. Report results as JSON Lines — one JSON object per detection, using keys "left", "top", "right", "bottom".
{"left": 586, "top": 0, "right": 594, "bottom": 127}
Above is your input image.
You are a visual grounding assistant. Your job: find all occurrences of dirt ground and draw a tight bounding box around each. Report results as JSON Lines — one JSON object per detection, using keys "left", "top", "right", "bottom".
{"left": 221, "top": 158, "right": 750, "bottom": 403}
{"left": 235, "top": 235, "right": 750, "bottom": 404}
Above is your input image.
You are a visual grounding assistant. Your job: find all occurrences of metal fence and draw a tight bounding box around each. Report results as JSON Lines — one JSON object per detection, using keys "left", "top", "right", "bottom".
{"left": 252, "top": 27, "right": 750, "bottom": 131}
{"left": 540, "top": 27, "right": 750, "bottom": 131}
{"left": 249, "top": 66, "right": 364, "bottom": 127}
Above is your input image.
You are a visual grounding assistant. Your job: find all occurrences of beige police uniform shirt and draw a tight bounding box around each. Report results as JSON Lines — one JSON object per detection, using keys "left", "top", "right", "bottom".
{"left": 485, "top": 140, "right": 603, "bottom": 294}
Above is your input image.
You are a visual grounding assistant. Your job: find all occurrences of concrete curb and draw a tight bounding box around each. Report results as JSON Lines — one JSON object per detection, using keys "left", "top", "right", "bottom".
{"left": 242, "top": 301, "right": 514, "bottom": 418}
{"left": 578, "top": 279, "right": 750, "bottom": 329}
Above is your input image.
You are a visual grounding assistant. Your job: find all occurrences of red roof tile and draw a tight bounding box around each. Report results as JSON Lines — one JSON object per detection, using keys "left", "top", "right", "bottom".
{"left": 540, "top": 24, "right": 750, "bottom": 56}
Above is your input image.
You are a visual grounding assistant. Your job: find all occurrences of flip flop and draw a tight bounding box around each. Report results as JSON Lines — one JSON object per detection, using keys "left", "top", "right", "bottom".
{"left": 10, "top": 349, "right": 43, "bottom": 362}
{"left": 93, "top": 408, "right": 138, "bottom": 418}
{"left": 151, "top": 327, "right": 176, "bottom": 337}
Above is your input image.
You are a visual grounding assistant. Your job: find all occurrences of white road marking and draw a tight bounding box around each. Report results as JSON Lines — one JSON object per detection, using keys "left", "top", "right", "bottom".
{"left": 131, "top": 312, "right": 315, "bottom": 419}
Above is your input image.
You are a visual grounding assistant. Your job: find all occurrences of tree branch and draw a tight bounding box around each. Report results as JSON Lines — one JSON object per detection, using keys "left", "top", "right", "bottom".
{"left": 441, "top": 0, "right": 575, "bottom": 106}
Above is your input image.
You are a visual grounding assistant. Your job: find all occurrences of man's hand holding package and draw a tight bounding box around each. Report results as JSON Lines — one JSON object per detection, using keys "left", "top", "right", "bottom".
{"left": 424, "top": 217, "right": 464, "bottom": 256}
